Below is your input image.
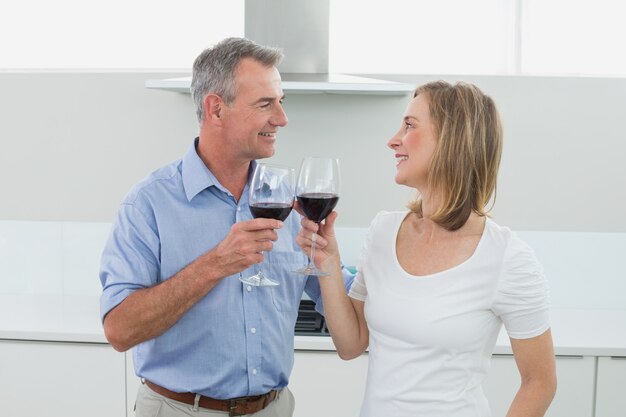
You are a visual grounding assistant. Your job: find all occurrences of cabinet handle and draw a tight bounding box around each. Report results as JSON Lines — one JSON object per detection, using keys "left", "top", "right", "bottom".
{"left": 610, "top": 356, "right": 626, "bottom": 360}
{"left": 555, "top": 355, "right": 584, "bottom": 359}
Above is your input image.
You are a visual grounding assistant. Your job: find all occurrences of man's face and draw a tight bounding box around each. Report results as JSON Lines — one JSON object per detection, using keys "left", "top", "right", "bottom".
{"left": 220, "top": 58, "right": 288, "bottom": 161}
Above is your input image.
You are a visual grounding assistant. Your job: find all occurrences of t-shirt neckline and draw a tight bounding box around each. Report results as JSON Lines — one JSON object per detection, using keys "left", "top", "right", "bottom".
{"left": 392, "top": 211, "right": 490, "bottom": 280}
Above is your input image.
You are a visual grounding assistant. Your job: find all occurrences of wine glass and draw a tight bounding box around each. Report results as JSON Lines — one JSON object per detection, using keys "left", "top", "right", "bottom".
{"left": 293, "top": 157, "right": 340, "bottom": 276}
{"left": 239, "top": 163, "right": 295, "bottom": 287}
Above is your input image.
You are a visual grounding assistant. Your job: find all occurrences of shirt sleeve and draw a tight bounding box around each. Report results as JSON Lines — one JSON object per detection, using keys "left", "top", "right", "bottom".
{"left": 492, "top": 234, "right": 550, "bottom": 339}
{"left": 99, "top": 202, "right": 161, "bottom": 322}
{"left": 348, "top": 211, "right": 386, "bottom": 302}
{"left": 306, "top": 265, "right": 356, "bottom": 316}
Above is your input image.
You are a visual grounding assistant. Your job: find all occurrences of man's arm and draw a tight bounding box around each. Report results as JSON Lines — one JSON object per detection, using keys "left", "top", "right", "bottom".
{"left": 103, "top": 218, "right": 282, "bottom": 352}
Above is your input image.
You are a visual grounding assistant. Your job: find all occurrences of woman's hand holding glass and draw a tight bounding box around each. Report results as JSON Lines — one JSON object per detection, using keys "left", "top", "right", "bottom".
{"left": 295, "top": 208, "right": 342, "bottom": 274}
{"left": 293, "top": 157, "right": 341, "bottom": 276}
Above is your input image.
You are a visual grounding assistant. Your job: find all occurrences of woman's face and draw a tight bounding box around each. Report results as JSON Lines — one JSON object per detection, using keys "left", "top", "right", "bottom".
{"left": 387, "top": 93, "right": 438, "bottom": 190}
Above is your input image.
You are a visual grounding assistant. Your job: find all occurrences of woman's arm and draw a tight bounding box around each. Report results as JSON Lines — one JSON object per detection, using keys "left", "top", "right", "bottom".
{"left": 320, "top": 274, "right": 369, "bottom": 360}
{"left": 506, "top": 329, "right": 557, "bottom": 417}
{"left": 296, "top": 212, "right": 369, "bottom": 359}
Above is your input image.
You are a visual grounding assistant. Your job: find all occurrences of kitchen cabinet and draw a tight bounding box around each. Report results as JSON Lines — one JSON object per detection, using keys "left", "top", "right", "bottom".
{"left": 125, "top": 349, "right": 368, "bottom": 417}
{"left": 2, "top": 295, "right": 625, "bottom": 417}
{"left": 0, "top": 339, "right": 126, "bottom": 417}
{"left": 289, "top": 350, "right": 368, "bottom": 417}
{"left": 595, "top": 356, "right": 626, "bottom": 417}
{"left": 482, "top": 354, "right": 519, "bottom": 415}
{"left": 483, "top": 354, "right": 595, "bottom": 417}
{"left": 126, "top": 350, "right": 141, "bottom": 417}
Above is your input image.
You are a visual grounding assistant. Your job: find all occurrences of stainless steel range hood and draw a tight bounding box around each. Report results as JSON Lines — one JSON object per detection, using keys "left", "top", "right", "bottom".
{"left": 145, "top": 0, "right": 412, "bottom": 95}
{"left": 245, "top": 0, "right": 330, "bottom": 75}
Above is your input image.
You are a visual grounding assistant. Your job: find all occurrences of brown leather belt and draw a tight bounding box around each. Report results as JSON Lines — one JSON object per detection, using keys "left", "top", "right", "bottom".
{"left": 145, "top": 380, "right": 278, "bottom": 416}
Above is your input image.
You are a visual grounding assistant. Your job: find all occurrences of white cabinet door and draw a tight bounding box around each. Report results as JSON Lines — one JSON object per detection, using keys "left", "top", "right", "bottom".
{"left": 289, "top": 351, "right": 368, "bottom": 417}
{"left": 126, "top": 349, "right": 142, "bottom": 417}
{"left": 595, "top": 356, "right": 626, "bottom": 417}
{"left": 483, "top": 355, "right": 595, "bottom": 417}
{"left": 546, "top": 356, "right": 595, "bottom": 417}
{"left": 0, "top": 339, "right": 126, "bottom": 417}
{"left": 482, "top": 355, "right": 520, "bottom": 415}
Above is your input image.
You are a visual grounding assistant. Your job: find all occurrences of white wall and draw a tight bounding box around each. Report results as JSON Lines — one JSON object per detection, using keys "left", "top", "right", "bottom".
{"left": 1, "top": 72, "right": 624, "bottom": 307}
{"left": 1, "top": 72, "right": 624, "bottom": 232}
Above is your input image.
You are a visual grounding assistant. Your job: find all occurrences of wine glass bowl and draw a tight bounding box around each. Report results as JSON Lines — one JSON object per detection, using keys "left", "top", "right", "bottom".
{"left": 249, "top": 203, "right": 293, "bottom": 221}
{"left": 240, "top": 163, "right": 295, "bottom": 287}
{"left": 297, "top": 193, "right": 340, "bottom": 223}
{"left": 294, "top": 157, "right": 340, "bottom": 276}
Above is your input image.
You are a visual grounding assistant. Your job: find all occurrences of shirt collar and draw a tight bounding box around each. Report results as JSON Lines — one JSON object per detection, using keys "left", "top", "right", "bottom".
{"left": 182, "top": 138, "right": 219, "bottom": 202}
{"left": 181, "top": 137, "right": 257, "bottom": 202}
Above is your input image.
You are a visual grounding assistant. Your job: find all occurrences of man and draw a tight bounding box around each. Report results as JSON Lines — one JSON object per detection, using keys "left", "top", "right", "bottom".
{"left": 99, "top": 37, "right": 353, "bottom": 417}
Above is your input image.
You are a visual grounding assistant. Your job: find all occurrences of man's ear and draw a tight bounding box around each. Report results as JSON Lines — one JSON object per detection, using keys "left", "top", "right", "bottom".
{"left": 204, "top": 94, "right": 223, "bottom": 122}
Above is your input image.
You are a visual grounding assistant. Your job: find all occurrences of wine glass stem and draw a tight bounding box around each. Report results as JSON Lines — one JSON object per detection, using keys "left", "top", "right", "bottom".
{"left": 310, "top": 225, "right": 318, "bottom": 269}
{"left": 258, "top": 252, "right": 265, "bottom": 276}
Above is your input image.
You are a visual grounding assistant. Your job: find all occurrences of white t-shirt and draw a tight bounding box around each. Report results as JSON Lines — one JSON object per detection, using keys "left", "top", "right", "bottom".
{"left": 348, "top": 211, "right": 550, "bottom": 417}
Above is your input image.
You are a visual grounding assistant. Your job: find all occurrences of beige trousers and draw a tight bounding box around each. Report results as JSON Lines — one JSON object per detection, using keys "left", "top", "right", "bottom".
{"left": 135, "top": 383, "right": 295, "bottom": 417}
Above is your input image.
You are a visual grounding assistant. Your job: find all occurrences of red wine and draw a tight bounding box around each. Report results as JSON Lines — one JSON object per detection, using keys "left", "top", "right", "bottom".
{"left": 297, "top": 193, "right": 339, "bottom": 222}
{"left": 249, "top": 202, "right": 294, "bottom": 221}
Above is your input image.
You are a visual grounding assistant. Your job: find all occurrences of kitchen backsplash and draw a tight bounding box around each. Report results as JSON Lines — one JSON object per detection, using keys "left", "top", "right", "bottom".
{"left": 0, "top": 220, "right": 624, "bottom": 309}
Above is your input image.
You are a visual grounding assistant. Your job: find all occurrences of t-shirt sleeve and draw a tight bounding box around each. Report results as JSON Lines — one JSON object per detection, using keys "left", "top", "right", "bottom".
{"left": 348, "top": 211, "right": 386, "bottom": 302}
{"left": 348, "top": 269, "right": 368, "bottom": 301}
{"left": 491, "top": 234, "right": 550, "bottom": 339}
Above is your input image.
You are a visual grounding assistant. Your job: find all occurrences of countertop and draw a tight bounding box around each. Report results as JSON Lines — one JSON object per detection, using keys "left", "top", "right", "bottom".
{"left": 1, "top": 294, "right": 625, "bottom": 357}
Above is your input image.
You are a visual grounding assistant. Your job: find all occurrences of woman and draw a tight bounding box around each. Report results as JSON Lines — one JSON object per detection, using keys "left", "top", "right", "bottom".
{"left": 296, "top": 81, "right": 557, "bottom": 417}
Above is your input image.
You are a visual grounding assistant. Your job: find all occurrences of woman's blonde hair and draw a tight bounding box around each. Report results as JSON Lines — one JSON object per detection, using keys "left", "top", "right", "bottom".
{"left": 408, "top": 81, "right": 503, "bottom": 231}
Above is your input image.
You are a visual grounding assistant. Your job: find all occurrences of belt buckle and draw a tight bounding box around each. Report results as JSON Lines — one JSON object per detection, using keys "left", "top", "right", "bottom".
{"left": 228, "top": 397, "right": 248, "bottom": 417}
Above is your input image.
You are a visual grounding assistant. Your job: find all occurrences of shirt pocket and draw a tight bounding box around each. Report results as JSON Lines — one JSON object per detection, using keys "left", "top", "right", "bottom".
{"left": 266, "top": 251, "right": 309, "bottom": 312}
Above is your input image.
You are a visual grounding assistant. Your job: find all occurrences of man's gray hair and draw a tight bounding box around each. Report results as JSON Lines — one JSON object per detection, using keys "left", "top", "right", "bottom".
{"left": 190, "top": 37, "right": 284, "bottom": 123}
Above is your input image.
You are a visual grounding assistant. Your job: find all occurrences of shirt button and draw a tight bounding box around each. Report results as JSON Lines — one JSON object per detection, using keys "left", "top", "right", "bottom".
{"left": 250, "top": 327, "right": 257, "bottom": 334}
{"left": 252, "top": 368, "right": 257, "bottom": 375}
{"left": 246, "top": 285, "right": 252, "bottom": 292}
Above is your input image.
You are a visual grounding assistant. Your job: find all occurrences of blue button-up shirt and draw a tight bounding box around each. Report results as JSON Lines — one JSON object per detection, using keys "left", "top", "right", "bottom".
{"left": 100, "top": 138, "right": 353, "bottom": 399}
